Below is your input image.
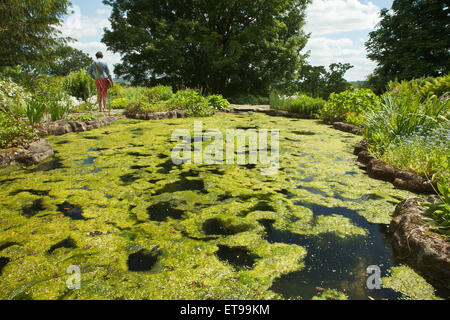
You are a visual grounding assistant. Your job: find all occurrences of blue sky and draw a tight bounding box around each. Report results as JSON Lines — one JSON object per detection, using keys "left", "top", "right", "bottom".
{"left": 63, "top": 0, "right": 393, "bottom": 81}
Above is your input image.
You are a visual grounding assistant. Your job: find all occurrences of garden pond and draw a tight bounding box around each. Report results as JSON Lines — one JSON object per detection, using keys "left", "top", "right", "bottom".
{"left": 0, "top": 113, "right": 446, "bottom": 300}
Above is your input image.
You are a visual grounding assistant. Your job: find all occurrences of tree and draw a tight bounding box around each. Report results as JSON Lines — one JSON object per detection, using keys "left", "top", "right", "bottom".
{"left": 39, "top": 45, "right": 93, "bottom": 76}
{"left": 297, "top": 64, "right": 327, "bottom": 98}
{"left": 0, "top": 0, "right": 71, "bottom": 67}
{"left": 102, "top": 0, "right": 311, "bottom": 96}
{"left": 296, "top": 62, "right": 353, "bottom": 99}
{"left": 365, "top": 0, "right": 450, "bottom": 92}
{"left": 325, "top": 63, "right": 353, "bottom": 95}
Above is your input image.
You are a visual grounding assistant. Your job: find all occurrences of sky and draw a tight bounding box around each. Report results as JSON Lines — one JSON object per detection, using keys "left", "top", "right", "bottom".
{"left": 62, "top": 0, "right": 394, "bottom": 81}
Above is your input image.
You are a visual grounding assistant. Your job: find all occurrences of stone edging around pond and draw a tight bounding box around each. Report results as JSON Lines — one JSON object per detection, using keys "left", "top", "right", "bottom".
{"left": 257, "top": 109, "right": 316, "bottom": 119}
{"left": 1, "top": 115, "right": 127, "bottom": 169}
{"left": 354, "top": 140, "right": 437, "bottom": 194}
{"left": 125, "top": 109, "right": 187, "bottom": 120}
{"left": 36, "top": 115, "right": 126, "bottom": 137}
{"left": 389, "top": 197, "right": 450, "bottom": 290}
{"left": 0, "top": 139, "right": 54, "bottom": 169}
{"left": 332, "top": 122, "right": 363, "bottom": 135}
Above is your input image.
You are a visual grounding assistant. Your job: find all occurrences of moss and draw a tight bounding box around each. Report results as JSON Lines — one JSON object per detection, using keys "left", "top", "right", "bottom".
{"left": 312, "top": 289, "right": 349, "bottom": 300}
{"left": 382, "top": 266, "right": 442, "bottom": 300}
{"left": 0, "top": 113, "right": 434, "bottom": 300}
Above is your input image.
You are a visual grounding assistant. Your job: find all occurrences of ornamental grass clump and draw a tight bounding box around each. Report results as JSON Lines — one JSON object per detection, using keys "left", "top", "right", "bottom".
{"left": 270, "top": 93, "right": 325, "bottom": 117}
{"left": 362, "top": 76, "right": 449, "bottom": 182}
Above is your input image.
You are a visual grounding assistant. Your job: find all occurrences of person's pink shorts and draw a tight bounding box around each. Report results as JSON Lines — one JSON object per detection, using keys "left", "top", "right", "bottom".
{"left": 95, "top": 78, "right": 109, "bottom": 101}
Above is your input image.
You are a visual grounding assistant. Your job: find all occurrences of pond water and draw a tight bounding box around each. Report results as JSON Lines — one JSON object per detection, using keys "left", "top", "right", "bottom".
{"left": 0, "top": 113, "right": 445, "bottom": 300}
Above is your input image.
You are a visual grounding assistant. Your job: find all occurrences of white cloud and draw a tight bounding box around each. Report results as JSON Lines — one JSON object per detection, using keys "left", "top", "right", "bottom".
{"left": 61, "top": 1, "right": 380, "bottom": 81}
{"left": 305, "top": 37, "right": 377, "bottom": 81}
{"left": 302, "top": 0, "right": 383, "bottom": 80}
{"left": 60, "top": 5, "right": 119, "bottom": 76}
{"left": 305, "top": 0, "right": 381, "bottom": 35}
{"left": 60, "top": 6, "right": 110, "bottom": 40}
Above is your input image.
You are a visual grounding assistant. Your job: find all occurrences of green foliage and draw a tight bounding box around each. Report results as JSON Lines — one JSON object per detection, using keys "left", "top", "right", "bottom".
{"left": 147, "top": 86, "right": 174, "bottom": 102}
{"left": 63, "top": 70, "right": 96, "bottom": 102}
{"left": 108, "top": 82, "right": 126, "bottom": 99}
{"left": 0, "top": 77, "right": 30, "bottom": 116}
{"left": 365, "top": 0, "right": 449, "bottom": 92}
{"left": 320, "top": 89, "right": 380, "bottom": 125}
{"left": 270, "top": 93, "right": 325, "bottom": 117}
{"left": 102, "top": 0, "right": 311, "bottom": 96}
{"left": 167, "top": 90, "right": 214, "bottom": 117}
{"left": 296, "top": 63, "right": 353, "bottom": 99}
{"left": 125, "top": 100, "right": 155, "bottom": 114}
{"left": 111, "top": 98, "right": 128, "bottom": 110}
{"left": 379, "top": 127, "right": 449, "bottom": 181}
{"left": 227, "top": 95, "right": 269, "bottom": 105}
{"left": 363, "top": 94, "right": 448, "bottom": 153}
{"left": 25, "top": 90, "right": 47, "bottom": 125}
{"left": 422, "top": 178, "right": 450, "bottom": 236}
{"left": 419, "top": 75, "right": 450, "bottom": 99}
{"left": 39, "top": 45, "right": 93, "bottom": 76}
{"left": 77, "top": 113, "right": 102, "bottom": 122}
{"left": 207, "top": 95, "right": 230, "bottom": 110}
{"left": 0, "top": 0, "right": 71, "bottom": 67}
{"left": 361, "top": 76, "right": 449, "bottom": 182}
{"left": 0, "top": 107, "right": 36, "bottom": 149}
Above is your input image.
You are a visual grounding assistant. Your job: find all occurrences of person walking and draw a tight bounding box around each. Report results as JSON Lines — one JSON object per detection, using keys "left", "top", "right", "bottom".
{"left": 88, "top": 51, "right": 113, "bottom": 112}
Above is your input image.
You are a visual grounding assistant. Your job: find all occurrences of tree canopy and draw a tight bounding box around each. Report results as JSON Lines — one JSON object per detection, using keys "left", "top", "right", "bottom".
{"left": 0, "top": 0, "right": 71, "bottom": 67}
{"left": 102, "top": 0, "right": 311, "bottom": 97}
{"left": 39, "top": 45, "right": 93, "bottom": 76}
{"left": 296, "top": 62, "right": 353, "bottom": 99}
{"left": 365, "top": 0, "right": 450, "bottom": 92}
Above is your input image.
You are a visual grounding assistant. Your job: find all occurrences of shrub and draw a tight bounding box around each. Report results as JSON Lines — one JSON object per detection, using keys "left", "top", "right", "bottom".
{"left": 124, "top": 99, "right": 168, "bottom": 114}
{"left": 78, "top": 113, "right": 103, "bottom": 122}
{"left": 148, "top": 85, "right": 174, "bottom": 102}
{"left": 419, "top": 75, "right": 450, "bottom": 99}
{"left": 108, "top": 82, "right": 126, "bottom": 99}
{"left": 321, "top": 89, "right": 380, "bottom": 125}
{"left": 363, "top": 94, "right": 449, "bottom": 154}
{"left": 0, "top": 107, "right": 36, "bottom": 149}
{"left": 0, "top": 77, "right": 30, "bottom": 116}
{"left": 167, "top": 90, "right": 214, "bottom": 117}
{"left": 379, "top": 126, "right": 449, "bottom": 181}
{"left": 125, "top": 100, "right": 153, "bottom": 114}
{"left": 63, "top": 70, "right": 96, "bottom": 102}
{"left": 270, "top": 93, "right": 325, "bottom": 117}
{"left": 111, "top": 98, "right": 128, "bottom": 109}
{"left": 207, "top": 94, "right": 230, "bottom": 110}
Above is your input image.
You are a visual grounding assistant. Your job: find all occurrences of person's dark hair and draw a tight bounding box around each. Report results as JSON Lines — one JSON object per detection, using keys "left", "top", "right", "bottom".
{"left": 96, "top": 51, "right": 104, "bottom": 59}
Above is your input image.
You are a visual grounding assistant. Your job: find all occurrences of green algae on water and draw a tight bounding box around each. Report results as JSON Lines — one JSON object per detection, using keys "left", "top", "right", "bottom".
{"left": 0, "top": 113, "right": 441, "bottom": 300}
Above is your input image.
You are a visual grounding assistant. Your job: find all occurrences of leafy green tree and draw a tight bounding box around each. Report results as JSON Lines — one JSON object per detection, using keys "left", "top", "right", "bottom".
{"left": 325, "top": 63, "right": 353, "bottom": 96}
{"left": 366, "top": 0, "right": 450, "bottom": 92}
{"left": 297, "top": 64, "right": 327, "bottom": 98}
{"left": 296, "top": 62, "right": 352, "bottom": 99}
{"left": 40, "top": 45, "right": 93, "bottom": 76}
{"left": 102, "top": 0, "right": 311, "bottom": 96}
{"left": 0, "top": 0, "right": 71, "bottom": 67}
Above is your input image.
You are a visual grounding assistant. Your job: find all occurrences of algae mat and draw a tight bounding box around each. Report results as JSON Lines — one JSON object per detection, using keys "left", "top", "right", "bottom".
{"left": 0, "top": 113, "right": 444, "bottom": 300}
